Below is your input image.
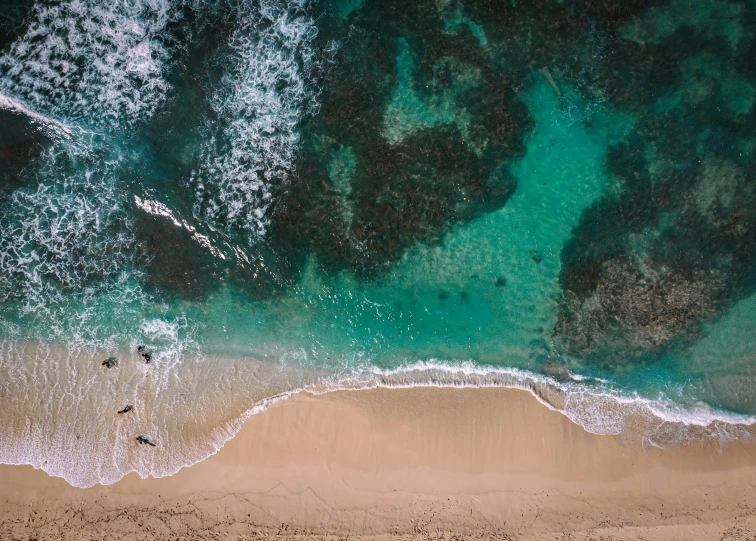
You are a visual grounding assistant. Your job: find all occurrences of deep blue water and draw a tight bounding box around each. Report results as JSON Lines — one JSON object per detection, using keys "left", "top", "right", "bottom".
{"left": 1, "top": 0, "right": 756, "bottom": 486}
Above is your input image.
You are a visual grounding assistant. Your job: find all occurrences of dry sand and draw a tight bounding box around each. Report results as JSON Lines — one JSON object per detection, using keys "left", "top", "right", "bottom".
{"left": 1, "top": 386, "right": 756, "bottom": 540}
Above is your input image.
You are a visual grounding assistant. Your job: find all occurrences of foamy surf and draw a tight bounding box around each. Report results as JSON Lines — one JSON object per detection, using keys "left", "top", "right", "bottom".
{"left": 0, "top": 146, "right": 136, "bottom": 323}
{"left": 1, "top": 0, "right": 755, "bottom": 495}
{"left": 0, "top": 339, "right": 320, "bottom": 488}
{"left": 333, "top": 361, "right": 756, "bottom": 448}
{"left": 1, "top": 342, "right": 754, "bottom": 489}
{"left": 0, "top": 0, "right": 176, "bottom": 130}
{"left": 190, "top": 0, "right": 320, "bottom": 238}
{"left": 0, "top": 91, "right": 74, "bottom": 139}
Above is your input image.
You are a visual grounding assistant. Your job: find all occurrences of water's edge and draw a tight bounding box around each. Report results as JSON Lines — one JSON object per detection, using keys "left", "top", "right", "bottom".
{"left": 2, "top": 349, "right": 754, "bottom": 489}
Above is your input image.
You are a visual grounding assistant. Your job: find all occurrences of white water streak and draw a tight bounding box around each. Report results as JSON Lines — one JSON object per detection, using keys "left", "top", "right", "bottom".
{"left": 0, "top": 0, "right": 176, "bottom": 130}
{"left": 191, "top": 0, "right": 320, "bottom": 237}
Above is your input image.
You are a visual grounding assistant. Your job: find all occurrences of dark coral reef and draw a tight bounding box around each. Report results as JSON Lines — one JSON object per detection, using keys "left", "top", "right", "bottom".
{"left": 271, "top": 0, "right": 533, "bottom": 276}
{"left": 550, "top": 1, "right": 756, "bottom": 364}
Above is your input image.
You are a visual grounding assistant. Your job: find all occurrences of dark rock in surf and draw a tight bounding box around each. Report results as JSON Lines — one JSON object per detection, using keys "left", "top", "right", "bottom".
{"left": 540, "top": 361, "right": 572, "bottom": 382}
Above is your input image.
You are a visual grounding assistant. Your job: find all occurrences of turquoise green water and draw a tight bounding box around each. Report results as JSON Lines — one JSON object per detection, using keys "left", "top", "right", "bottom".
{"left": 191, "top": 80, "right": 632, "bottom": 368}
{"left": 1, "top": 0, "right": 756, "bottom": 486}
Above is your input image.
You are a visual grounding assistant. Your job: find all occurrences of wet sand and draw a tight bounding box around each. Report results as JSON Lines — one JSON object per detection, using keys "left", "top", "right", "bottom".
{"left": 1, "top": 386, "right": 756, "bottom": 540}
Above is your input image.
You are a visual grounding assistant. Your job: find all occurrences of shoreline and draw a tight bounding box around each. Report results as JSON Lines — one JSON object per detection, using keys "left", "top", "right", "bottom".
{"left": 2, "top": 340, "right": 756, "bottom": 489}
{"left": 2, "top": 386, "right": 756, "bottom": 540}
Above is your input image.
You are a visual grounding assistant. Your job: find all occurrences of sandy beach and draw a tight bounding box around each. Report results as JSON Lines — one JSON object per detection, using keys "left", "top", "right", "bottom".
{"left": 1, "top": 386, "right": 755, "bottom": 540}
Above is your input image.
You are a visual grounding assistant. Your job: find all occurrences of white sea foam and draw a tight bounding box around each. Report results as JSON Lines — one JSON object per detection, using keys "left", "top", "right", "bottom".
{"left": 190, "top": 0, "right": 320, "bottom": 238}
{"left": 0, "top": 0, "right": 752, "bottom": 491}
{"left": 134, "top": 195, "right": 227, "bottom": 259}
{"left": 0, "top": 0, "right": 174, "bottom": 328}
{"left": 137, "top": 316, "right": 202, "bottom": 373}
{"left": 329, "top": 360, "right": 756, "bottom": 445}
{"left": 0, "top": 0, "right": 176, "bottom": 130}
{"left": 0, "top": 144, "right": 139, "bottom": 334}
{"left": 0, "top": 91, "right": 74, "bottom": 139}
{"left": 0, "top": 338, "right": 319, "bottom": 487}
{"left": 2, "top": 347, "right": 754, "bottom": 489}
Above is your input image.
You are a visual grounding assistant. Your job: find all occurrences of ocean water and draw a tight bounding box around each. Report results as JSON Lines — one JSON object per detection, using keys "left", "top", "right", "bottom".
{"left": 1, "top": 0, "right": 756, "bottom": 487}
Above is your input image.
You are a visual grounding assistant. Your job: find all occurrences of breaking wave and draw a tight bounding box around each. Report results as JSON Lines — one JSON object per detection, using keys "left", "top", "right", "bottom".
{"left": 0, "top": 0, "right": 176, "bottom": 130}
{"left": 337, "top": 360, "right": 756, "bottom": 449}
{"left": 1, "top": 0, "right": 755, "bottom": 492}
{"left": 190, "top": 0, "right": 320, "bottom": 238}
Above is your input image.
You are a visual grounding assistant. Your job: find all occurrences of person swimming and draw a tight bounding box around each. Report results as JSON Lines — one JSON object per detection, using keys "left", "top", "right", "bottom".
{"left": 101, "top": 357, "right": 118, "bottom": 368}
{"left": 117, "top": 405, "right": 133, "bottom": 415}
{"left": 135, "top": 435, "right": 156, "bottom": 447}
{"left": 136, "top": 346, "right": 152, "bottom": 364}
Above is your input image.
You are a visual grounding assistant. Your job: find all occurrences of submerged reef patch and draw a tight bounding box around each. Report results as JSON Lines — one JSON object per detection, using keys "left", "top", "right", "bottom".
{"left": 3, "top": 0, "right": 756, "bottom": 488}
{"left": 271, "top": 0, "right": 531, "bottom": 276}
{"left": 262, "top": 0, "right": 756, "bottom": 375}
{"left": 553, "top": 1, "right": 756, "bottom": 365}
{"left": 0, "top": 108, "right": 49, "bottom": 193}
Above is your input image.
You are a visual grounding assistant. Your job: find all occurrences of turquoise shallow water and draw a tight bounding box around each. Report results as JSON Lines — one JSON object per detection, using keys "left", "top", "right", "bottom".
{"left": 1, "top": 0, "right": 756, "bottom": 486}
